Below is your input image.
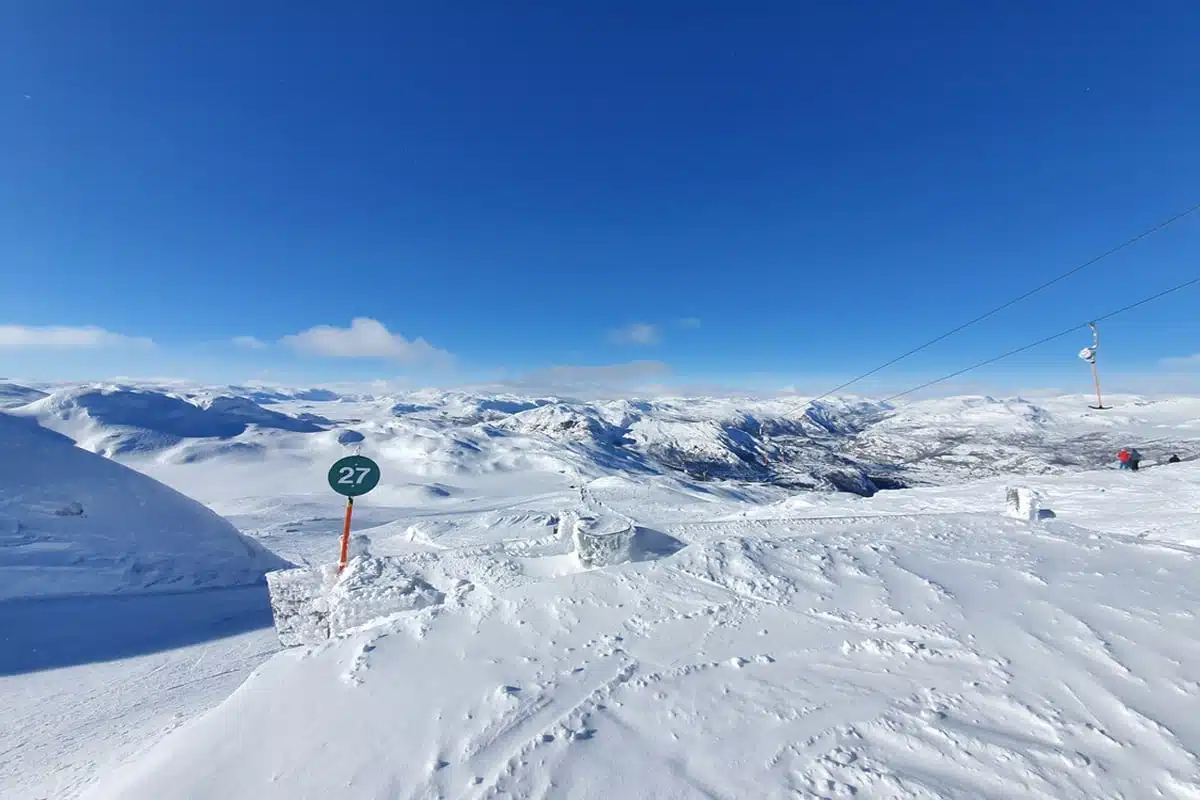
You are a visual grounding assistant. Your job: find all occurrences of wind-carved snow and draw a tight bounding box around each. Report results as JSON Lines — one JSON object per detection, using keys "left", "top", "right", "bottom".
{"left": 7, "top": 385, "right": 1200, "bottom": 799}
{"left": 0, "top": 412, "right": 288, "bottom": 601}
{"left": 87, "top": 459, "right": 1200, "bottom": 800}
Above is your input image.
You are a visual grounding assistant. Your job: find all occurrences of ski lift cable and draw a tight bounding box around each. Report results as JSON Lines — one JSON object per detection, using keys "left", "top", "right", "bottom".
{"left": 881, "top": 274, "right": 1200, "bottom": 403}
{"left": 807, "top": 201, "right": 1200, "bottom": 404}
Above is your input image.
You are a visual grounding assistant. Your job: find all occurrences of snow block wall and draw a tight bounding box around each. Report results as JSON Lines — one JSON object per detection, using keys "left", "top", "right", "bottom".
{"left": 265, "top": 566, "right": 335, "bottom": 647}
{"left": 326, "top": 556, "right": 444, "bottom": 635}
{"left": 562, "top": 502, "right": 636, "bottom": 569}
{"left": 266, "top": 541, "right": 444, "bottom": 647}
{"left": 1005, "top": 486, "right": 1042, "bottom": 521}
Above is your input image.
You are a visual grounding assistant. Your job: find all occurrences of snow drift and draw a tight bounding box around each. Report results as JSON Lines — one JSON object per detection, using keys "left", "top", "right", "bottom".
{"left": 87, "top": 485, "right": 1200, "bottom": 799}
{"left": 0, "top": 413, "right": 288, "bottom": 600}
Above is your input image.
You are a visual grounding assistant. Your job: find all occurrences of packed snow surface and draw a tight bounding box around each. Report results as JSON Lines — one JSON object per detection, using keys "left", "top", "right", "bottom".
{"left": 5, "top": 385, "right": 1200, "bottom": 799}
{"left": 93, "top": 461, "right": 1200, "bottom": 799}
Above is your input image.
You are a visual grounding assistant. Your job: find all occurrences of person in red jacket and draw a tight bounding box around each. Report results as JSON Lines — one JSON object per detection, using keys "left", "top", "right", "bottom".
{"left": 1117, "top": 449, "right": 1131, "bottom": 470}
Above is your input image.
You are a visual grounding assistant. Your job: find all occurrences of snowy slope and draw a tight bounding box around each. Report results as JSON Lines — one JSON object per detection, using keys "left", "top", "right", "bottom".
{"left": 12, "top": 385, "right": 326, "bottom": 457}
{"left": 88, "top": 461, "right": 1200, "bottom": 799}
{"left": 0, "top": 382, "right": 48, "bottom": 409}
{"left": 1, "top": 589, "right": 277, "bottom": 799}
{"left": 12, "top": 383, "right": 1200, "bottom": 503}
{"left": 0, "top": 412, "right": 288, "bottom": 600}
{"left": 848, "top": 394, "right": 1200, "bottom": 484}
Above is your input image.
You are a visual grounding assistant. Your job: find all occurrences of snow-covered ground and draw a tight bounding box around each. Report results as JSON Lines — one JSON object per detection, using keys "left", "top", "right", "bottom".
{"left": 0, "top": 408, "right": 286, "bottom": 800}
{"left": 3, "top": 383, "right": 1199, "bottom": 799}
{"left": 0, "top": 411, "right": 287, "bottom": 600}
{"left": 89, "top": 462, "right": 1200, "bottom": 799}
{"left": 1, "top": 589, "right": 276, "bottom": 799}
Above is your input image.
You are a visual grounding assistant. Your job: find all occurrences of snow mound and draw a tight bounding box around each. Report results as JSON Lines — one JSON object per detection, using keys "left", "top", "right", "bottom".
{"left": 328, "top": 556, "right": 445, "bottom": 636}
{"left": 0, "top": 413, "right": 288, "bottom": 600}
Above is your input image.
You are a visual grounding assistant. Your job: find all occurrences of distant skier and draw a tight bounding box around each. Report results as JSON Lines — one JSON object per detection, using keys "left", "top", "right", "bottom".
{"left": 1167, "top": 453, "right": 1181, "bottom": 464}
{"left": 1128, "top": 448, "right": 1142, "bottom": 472}
{"left": 1117, "top": 449, "right": 1131, "bottom": 470}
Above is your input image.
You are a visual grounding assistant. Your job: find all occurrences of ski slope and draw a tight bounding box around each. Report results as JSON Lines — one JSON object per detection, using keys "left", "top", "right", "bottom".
{"left": 0, "top": 410, "right": 287, "bottom": 799}
{"left": 1, "top": 589, "right": 277, "bottom": 799}
{"left": 4, "top": 384, "right": 1199, "bottom": 799}
{"left": 89, "top": 462, "right": 1200, "bottom": 799}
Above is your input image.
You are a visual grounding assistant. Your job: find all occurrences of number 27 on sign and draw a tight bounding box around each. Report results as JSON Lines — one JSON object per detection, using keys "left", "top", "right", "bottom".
{"left": 326, "top": 455, "right": 381, "bottom": 572}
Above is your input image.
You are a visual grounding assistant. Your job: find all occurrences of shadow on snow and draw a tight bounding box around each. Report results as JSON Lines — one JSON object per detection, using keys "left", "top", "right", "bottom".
{"left": 0, "top": 582, "right": 276, "bottom": 676}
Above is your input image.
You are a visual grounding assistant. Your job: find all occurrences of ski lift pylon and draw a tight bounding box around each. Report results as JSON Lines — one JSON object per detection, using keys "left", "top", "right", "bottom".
{"left": 1081, "top": 322, "right": 1110, "bottom": 409}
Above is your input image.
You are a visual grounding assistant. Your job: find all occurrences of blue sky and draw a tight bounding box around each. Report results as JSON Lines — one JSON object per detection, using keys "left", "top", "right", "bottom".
{"left": 2, "top": 2, "right": 1198, "bottom": 393}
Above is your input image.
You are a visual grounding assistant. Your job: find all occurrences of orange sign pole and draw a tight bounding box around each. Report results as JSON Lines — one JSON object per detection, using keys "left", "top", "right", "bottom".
{"left": 337, "top": 497, "right": 355, "bottom": 574}
{"left": 1091, "top": 362, "right": 1104, "bottom": 410}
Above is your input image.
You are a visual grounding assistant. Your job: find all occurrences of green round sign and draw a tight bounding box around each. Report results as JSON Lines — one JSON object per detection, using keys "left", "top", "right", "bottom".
{"left": 327, "top": 455, "right": 381, "bottom": 497}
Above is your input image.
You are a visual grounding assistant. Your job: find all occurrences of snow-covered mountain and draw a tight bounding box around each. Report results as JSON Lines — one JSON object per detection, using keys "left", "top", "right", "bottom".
{"left": 6, "top": 383, "right": 1200, "bottom": 800}
{"left": 7, "top": 384, "right": 1196, "bottom": 496}
{"left": 10, "top": 385, "right": 327, "bottom": 458}
{"left": 0, "top": 382, "right": 48, "bottom": 409}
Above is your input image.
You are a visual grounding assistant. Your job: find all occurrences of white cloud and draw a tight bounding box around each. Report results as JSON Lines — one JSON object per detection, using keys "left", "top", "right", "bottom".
{"left": 232, "top": 336, "right": 267, "bottom": 350}
{"left": 678, "top": 317, "right": 702, "bottom": 328}
{"left": 1161, "top": 353, "right": 1200, "bottom": 369}
{"left": 0, "top": 324, "right": 153, "bottom": 349}
{"left": 281, "top": 317, "right": 452, "bottom": 363}
{"left": 609, "top": 322, "right": 661, "bottom": 346}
